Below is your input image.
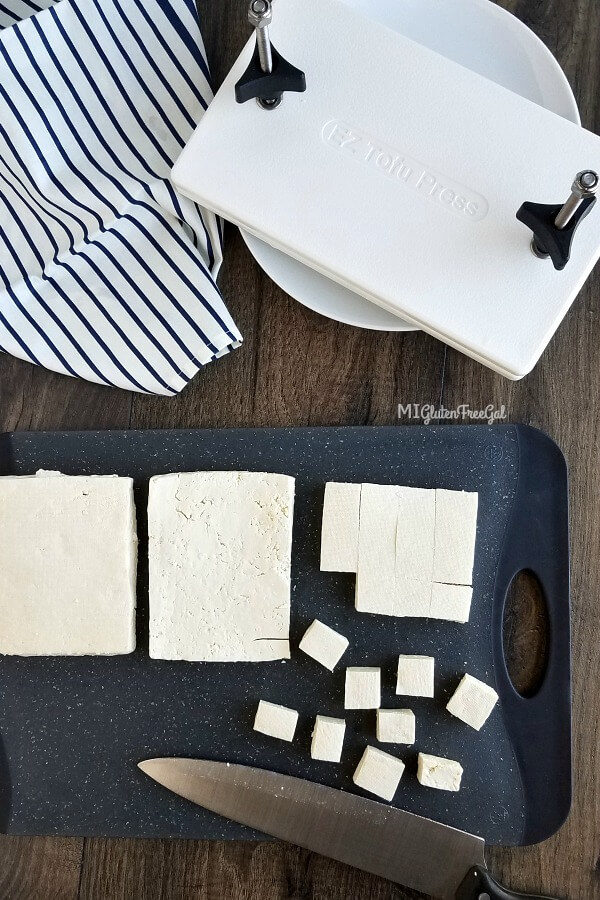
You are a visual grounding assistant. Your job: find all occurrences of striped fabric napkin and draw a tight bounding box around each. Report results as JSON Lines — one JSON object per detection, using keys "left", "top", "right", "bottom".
{"left": 0, "top": 0, "right": 242, "bottom": 395}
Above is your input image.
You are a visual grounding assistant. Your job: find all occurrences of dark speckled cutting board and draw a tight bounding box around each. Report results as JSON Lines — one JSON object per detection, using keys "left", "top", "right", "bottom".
{"left": 0, "top": 426, "right": 570, "bottom": 847}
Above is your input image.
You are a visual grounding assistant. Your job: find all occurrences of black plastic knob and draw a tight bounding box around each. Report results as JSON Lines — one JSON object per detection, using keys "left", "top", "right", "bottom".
{"left": 516, "top": 196, "right": 596, "bottom": 271}
{"left": 235, "top": 43, "right": 306, "bottom": 108}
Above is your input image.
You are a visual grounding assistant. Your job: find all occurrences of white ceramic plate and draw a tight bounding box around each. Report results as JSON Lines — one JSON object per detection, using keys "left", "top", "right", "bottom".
{"left": 241, "top": 0, "right": 580, "bottom": 332}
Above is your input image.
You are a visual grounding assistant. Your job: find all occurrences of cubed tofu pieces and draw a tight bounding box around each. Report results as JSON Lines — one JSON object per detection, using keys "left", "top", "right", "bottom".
{"left": 345, "top": 667, "right": 381, "bottom": 709}
{"left": 311, "top": 715, "right": 346, "bottom": 762}
{"left": 254, "top": 700, "right": 298, "bottom": 742}
{"left": 396, "top": 655, "right": 435, "bottom": 698}
{"left": 376, "top": 709, "right": 415, "bottom": 745}
{"left": 148, "top": 471, "right": 294, "bottom": 662}
{"left": 0, "top": 472, "right": 137, "bottom": 656}
{"left": 432, "top": 490, "right": 479, "bottom": 586}
{"left": 352, "top": 483, "right": 479, "bottom": 622}
{"left": 429, "top": 583, "right": 473, "bottom": 624}
{"left": 417, "top": 753, "right": 463, "bottom": 791}
{"left": 446, "top": 673, "right": 499, "bottom": 730}
{"left": 299, "top": 619, "right": 349, "bottom": 671}
{"left": 353, "top": 746, "right": 405, "bottom": 801}
{"left": 320, "top": 482, "right": 361, "bottom": 572}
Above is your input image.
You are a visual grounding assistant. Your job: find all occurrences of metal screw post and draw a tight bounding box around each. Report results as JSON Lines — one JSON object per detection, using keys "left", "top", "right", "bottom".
{"left": 249, "top": 0, "right": 273, "bottom": 74}
{"left": 532, "top": 170, "right": 599, "bottom": 259}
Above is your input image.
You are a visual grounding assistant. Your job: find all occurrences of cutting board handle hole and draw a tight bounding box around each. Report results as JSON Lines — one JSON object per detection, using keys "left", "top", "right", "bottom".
{"left": 502, "top": 569, "right": 549, "bottom": 698}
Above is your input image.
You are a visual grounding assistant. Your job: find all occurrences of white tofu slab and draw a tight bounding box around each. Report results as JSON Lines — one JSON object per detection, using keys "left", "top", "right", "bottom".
{"left": 376, "top": 709, "right": 415, "bottom": 745}
{"left": 417, "top": 753, "right": 463, "bottom": 791}
{"left": 433, "top": 490, "right": 479, "bottom": 585}
{"left": 396, "top": 655, "right": 435, "bottom": 698}
{"left": 393, "top": 578, "right": 433, "bottom": 619}
{"left": 345, "top": 667, "right": 381, "bottom": 709}
{"left": 320, "top": 482, "right": 361, "bottom": 572}
{"left": 148, "top": 471, "right": 294, "bottom": 661}
{"left": 0, "top": 472, "right": 137, "bottom": 656}
{"left": 429, "top": 583, "right": 473, "bottom": 624}
{"left": 311, "top": 715, "right": 346, "bottom": 762}
{"left": 353, "top": 746, "right": 405, "bottom": 801}
{"left": 356, "top": 484, "right": 398, "bottom": 613}
{"left": 254, "top": 700, "right": 298, "bottom": 742}
{"left": 446, "top": 673, "right": 499, "bottom": 730}
{"left": 299, "top": 619, "right": 349, "bottom": 671}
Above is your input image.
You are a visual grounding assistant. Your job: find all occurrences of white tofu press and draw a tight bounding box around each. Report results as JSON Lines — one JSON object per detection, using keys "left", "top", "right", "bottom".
{"left": 173, "top": 0, "right": 600, "bottom": 379}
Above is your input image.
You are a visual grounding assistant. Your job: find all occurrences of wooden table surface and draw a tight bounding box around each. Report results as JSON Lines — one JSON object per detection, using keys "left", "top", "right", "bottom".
{"left": 1, "top": 0, "right": 599, "bottom": 897}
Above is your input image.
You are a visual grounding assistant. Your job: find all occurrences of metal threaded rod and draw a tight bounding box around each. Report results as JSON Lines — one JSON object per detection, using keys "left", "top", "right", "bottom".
{"left": 250, "top": 0, "right": 273, "bottom": 73}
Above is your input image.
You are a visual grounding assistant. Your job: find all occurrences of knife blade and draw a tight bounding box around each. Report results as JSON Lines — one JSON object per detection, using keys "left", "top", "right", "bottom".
{"left": 138, "top": 758, "right": 556, "bottom": 899}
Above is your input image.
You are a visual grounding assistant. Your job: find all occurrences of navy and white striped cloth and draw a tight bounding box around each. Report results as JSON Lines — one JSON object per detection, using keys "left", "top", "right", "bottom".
{"left": 0, "top": 0, "right": 242, "bottom": 395}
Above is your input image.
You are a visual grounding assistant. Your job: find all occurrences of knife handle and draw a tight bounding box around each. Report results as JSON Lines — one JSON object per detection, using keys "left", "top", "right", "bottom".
{"left": 455, "top": 866, "right": 560, "bottom": 900}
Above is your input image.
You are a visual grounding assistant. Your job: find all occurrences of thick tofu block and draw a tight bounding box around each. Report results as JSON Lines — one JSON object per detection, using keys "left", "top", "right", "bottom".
{"left": 320, "top": 482, "right": 361, "bottom": 572}
{"left": 395, "top": 487, "right": 436, "bottom": 581}
{"left": 311, "top": 715, "right": 346, "bottom": 762}
{"left": 345, "top": 667, "right": 381, "bottom": 709}
{"left": 0, "top": 472, "right": 137, "bottom": 656}
{"left": 396, "top": 655, "right": 435, "bottom": 698}
{"left": 376, "top": 709, "right": 416, "bottom": 744}
{"left": 417, "top": 753, "right": 463, "bottom": 791}
{"left": 446, "top": 673, "right": 499, "bottom": 730}
{"left": 429, "top": 583, "right": 473, "bottom": 623}
{"left": 353, "top": 746, "right": 405, "bottom": 801}
{"left": 148, "top": 471, "right": 294, "bottom": 661}
{"left": 356, "top": 484, "right": 398, "bottom": 613}
{"left": 299, "top": 619, "right": 349, "bottom": 671}
{"left": 254, "top": 700, "right": 298, "bottom": 741}
{"left": 433, "top": 490, "right": 479, "bottom": 585}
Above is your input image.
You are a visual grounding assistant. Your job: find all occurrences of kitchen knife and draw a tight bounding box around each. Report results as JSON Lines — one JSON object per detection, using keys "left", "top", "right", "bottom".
{"left": 138, "top": 758, "right": 557, "bottom": 899}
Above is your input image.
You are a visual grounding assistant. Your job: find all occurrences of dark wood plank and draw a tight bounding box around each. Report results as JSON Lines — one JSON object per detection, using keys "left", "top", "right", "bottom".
{"left": 1, "top": 0, "right": 600, "bottom": 897}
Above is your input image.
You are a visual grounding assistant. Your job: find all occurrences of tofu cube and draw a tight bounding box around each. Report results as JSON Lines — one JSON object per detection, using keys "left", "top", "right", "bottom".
{"left": 0, "top": 472, "right": 137, "bottom": 656}
{"left": 299, "top": 619, "right": 349, "bottom": 671}
{"left": 429, "top": 583, "right": 473, "bottom": 624}
{"left": 345, "top": 667, "right": 381, "bottom": 709}
{"left": 376, "top": 709, "right": 415, "bottom": 744}
{"left": 433, "top": 489, "right": 479, "bottom": 586}
{"left": 396, "top": 655, "right": 435, "bottom": 698}
{"left": 148, "top": 472, "right": 294, "bottom": 662}
{"left": 446, "top": 673, "right": 499, "bottom": 730}
{"left": 417, "top": 753, "right": 463, "bottom": 791}
{"left": 311, "top": 715, "right": 346, "bottom": 762}
{"left": 253, "top": 700, "right": 298, "bottom": 742}
{"left": 320, "top": 482, "right": 361, "bottom": 572}
{"left": 353, "top": 746, "right": 405, "bottom": 801}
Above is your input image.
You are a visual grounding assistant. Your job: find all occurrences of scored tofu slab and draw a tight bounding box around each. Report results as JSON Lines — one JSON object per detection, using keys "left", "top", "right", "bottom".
{"left": 0, "top": 472, "right": 137, "bottom": 656}
{"left": 356, "top": 484, "right": 399, "bottom": 614}
{"left": 433, "top": 490, "right": 479, "bottom": 586}
{"left": 148, "top": 471, "right": 294, "bottom": 662}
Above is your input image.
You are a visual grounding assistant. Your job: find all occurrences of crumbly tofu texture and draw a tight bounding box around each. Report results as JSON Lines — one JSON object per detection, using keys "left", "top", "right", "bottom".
{"left": 446, "top": 673, "right": 499, "bottom": 730}
{"left": 320, "top": 482, "right": 361, "bottom": 572}
{"left": 353, "top": 746, "right": 405, "bottom": 801}
{"left": 0, "top": 472, "right": 137, "bottom": 656}
{"left": 417, "top": 753, "right": 463, "bottom": 791}
{"left": 376, "top": 709, "right": 416, "bottom": 744}
{"left": 353, "top": 484, "right": 479, "bottom": 621}
{"left": 311, "top": 715, "right": 346, "bottom": 762}
{"left": 396, "top": 655, "right": 435, "bottom": 698}
{"left": 148, "top": 471, "right": 294, "bottom": 662}
{"left": 345, "top": 667, "right": 381, "bottom": 709}
{"left": 299, "top": 619, "right": 349, "bottom": 671}
{"left": 254, "top": 700, "right": 298, "bottom": 742}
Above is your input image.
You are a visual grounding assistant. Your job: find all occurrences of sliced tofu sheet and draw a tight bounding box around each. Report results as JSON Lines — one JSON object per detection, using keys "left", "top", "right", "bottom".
{"left": 322, "top": 481, "right": 478, "bottom": 622}
{"left": 148, "top": 471, "right": 295, "bottom": 662}
{"left": 0, "top": 471, "right": 137, "bottom": 656}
